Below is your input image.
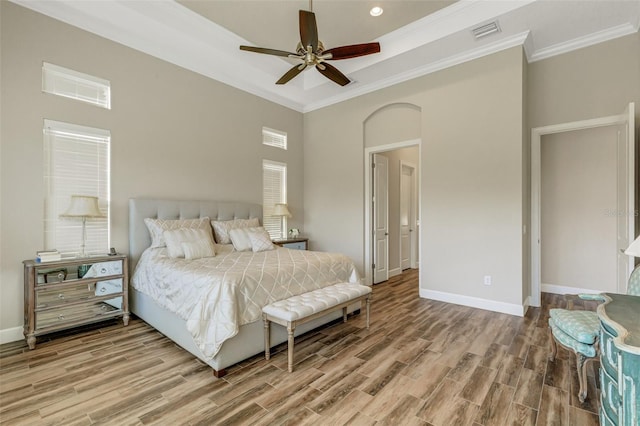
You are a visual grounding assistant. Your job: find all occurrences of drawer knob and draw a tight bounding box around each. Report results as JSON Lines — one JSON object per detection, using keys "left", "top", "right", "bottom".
{"left": 57, "top": 272, "right": 65, "bottom": 280}
{"left": 58, "top": 314, "right": 65, "bottom": 320}
{"left": 100, "top": 288, "right": 106, "bottom": 293}
{"left": 100, "top": 268, "right": 107, "bottom": 274}
{"left": 58, "top": 294, "right": 65, "bottom": 299}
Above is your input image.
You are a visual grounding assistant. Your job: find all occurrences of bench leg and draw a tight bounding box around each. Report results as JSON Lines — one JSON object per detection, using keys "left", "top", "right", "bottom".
{"left": 287, "top": 323, "right": 295, "bottom": 373}
{"left": 263, "top": 314, "right": 271, "bottom": 360}
{"left": 366, "top": 296, "right": 370, "bottom": 329}
{"left": 343, "top": 306, "right": 348, "bottom": 322}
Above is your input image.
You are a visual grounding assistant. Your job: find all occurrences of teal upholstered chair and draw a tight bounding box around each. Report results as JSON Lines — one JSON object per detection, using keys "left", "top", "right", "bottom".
{"left": 548, "top": 264, "right": 640, "bottom": 402}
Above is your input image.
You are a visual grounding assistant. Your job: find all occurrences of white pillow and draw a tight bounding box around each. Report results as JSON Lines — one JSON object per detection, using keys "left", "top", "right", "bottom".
{"left": 211, "top": 218, "right": 259, "bottom": 244}
{"left": 182, "top": 239, "right": 216, "bottom": 260}
{"left": 229, "top": 227, "right": 253, "bottom": 252}
{"left": 164, "top": 228, "right": 215, "bottom": 258}
{"left": 247, "top": 227, "right": 275, "bottom": 252}
{"left": 144, "top": 217, "right": 211, "bottom": 248}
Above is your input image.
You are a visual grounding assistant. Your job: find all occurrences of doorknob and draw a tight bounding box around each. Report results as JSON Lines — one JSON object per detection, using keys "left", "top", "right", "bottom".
{"left": 385, "top": 232, "right": 389, "bottom": 236}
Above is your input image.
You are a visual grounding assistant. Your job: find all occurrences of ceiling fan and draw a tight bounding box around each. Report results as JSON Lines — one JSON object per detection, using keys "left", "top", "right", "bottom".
{"left": 239, "top": 5, "right": 380, "bottom": 86}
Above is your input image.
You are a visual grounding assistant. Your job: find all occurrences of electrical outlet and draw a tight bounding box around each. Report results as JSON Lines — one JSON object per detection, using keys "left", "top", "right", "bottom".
{"left": 483, "top": 275, "right": 492, "bottom": 286}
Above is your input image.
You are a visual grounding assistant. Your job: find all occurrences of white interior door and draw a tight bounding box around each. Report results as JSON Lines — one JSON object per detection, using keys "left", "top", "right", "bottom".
{"left": 617, "top": 102, "right": 635, "bottom": 293}
{"left": 373, "top": 153, "right": 389, "bottom": 284}
{"left": 400, "top": 162, "right": 416, "bottom": 270}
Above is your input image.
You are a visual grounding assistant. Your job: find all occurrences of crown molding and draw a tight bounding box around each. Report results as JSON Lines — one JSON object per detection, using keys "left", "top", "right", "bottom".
{"left": 528, "top": 22, "right": 639, "bottom": 63}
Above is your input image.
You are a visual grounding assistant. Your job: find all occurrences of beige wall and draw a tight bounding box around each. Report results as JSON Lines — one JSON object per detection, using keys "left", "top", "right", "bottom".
{"left": 541, "top": 127, "right": 619, "bottom": 291}
{"left": 305, "top": 47, "right": 526, "bottom": 309}
{"left": 528, "top": 32, "right": 640, "bottom": 128}
{"left": 0, "top": 3, "right": 303, "bottom": 335}
{"left": 529, "top": 32, "right": 640, "bottom": 293}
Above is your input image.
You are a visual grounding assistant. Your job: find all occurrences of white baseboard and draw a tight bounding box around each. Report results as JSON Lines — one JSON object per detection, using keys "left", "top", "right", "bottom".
{"left": 0, "top": 326, "right": 24, "bottom": 345}
{"left": 541, "top": 283, "right": 603, "bottom": 295}
{"left": 388, "top": 268, "right": 402, "bottom": 278}
{"left": 419, "top": 288, "right": 525, "bottom": 317}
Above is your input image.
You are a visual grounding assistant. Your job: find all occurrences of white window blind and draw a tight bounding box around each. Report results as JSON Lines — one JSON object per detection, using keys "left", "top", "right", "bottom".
{"left": 44, "top": 120, "right": 111, "bottom": 255}
{"left": 262, "top": 127, "right": 287, "bottom": 150}
{"left": 263, "top": 160, "right": 287, "bottom": 239}
{"left": 42, "top": 62, "right": 111, "bottom": 109}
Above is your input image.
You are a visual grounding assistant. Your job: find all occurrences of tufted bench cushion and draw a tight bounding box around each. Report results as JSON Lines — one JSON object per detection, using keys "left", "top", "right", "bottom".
{"left": 262, "top": 282, "right": 372, "bottom": 372}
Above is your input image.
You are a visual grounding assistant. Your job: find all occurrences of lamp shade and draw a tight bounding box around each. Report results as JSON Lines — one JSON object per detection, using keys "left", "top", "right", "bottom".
{"left": 60, "top": 195, "right": 105, "bottom": 218}
{"left": 272, "top": 203, "right": 291, "bottom": 218}
{"left": 624, "top": 235, "right": 640, "bottom": 257}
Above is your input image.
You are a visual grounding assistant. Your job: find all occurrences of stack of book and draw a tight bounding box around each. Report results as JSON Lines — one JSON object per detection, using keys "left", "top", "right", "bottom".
{"left": 36, "top": 250, "right": 61, "bottom": 263}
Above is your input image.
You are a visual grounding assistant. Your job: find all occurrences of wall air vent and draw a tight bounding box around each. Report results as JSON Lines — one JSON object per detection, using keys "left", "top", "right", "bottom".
{"left": 472, "top": 21, "right": 501, "bottom": 40}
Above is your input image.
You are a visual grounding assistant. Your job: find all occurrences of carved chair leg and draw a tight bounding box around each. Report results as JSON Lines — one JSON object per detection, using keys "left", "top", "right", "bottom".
{"left": 576, "top": 353, "right": 588, "bottom": 403}
{"left": 548, "top": 327, "right": 557, "bottom": 362}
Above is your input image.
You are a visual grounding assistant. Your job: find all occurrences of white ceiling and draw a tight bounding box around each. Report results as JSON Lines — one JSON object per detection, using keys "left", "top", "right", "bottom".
{"left": 12, "top": 0, "right": 640, "bottom": 113}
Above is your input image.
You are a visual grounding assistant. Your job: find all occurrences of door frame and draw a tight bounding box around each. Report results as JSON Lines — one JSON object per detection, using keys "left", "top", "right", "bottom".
{"left": 531, "top": 104, "right": 635, "bottom": 307}
{"left": 373, "top": 153, "right": 389, "bottom": 284}
{"left": 400, "top": 160, "right": 418, "bottom": 270}
{"left": 364, "top": 139, "right": 421, "bottom": 286}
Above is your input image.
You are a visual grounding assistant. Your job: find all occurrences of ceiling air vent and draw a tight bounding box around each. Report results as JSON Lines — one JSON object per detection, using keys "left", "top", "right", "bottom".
{"left": 472, "top": 21, "right": 501, "bottom": 40}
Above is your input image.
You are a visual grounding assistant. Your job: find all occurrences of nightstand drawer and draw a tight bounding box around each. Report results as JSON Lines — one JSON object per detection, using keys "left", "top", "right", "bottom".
{"left": 600, "top": 365, "right": 621, "bottom": 421}
{"left": 600, "top": 323, "right": 620, "bottom": 379}
{"left": 35, "top": 297, "right": 123, "bottom": 331}
{"left": 282, "top": 241, "right": 306, "bottom": 250}
{"left": 81, "top": 260, "right": 122, "bottom": 278}
{"left": 35, "top": 279, "right": 123, "bottom": 308}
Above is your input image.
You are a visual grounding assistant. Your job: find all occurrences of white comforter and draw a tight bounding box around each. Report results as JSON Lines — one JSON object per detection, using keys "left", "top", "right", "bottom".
{"left": 131, "top": 245, "right": 360, "bottom": 359}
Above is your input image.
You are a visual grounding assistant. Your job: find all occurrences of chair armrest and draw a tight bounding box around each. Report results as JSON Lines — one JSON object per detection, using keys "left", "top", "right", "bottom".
{"left": 578, "top": 293, "right": 605, "bottom": 301}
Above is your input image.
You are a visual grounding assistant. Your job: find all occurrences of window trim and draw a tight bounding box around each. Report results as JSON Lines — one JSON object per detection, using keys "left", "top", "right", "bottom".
{"left": 42, "top": 62, "right": 111, "bottom": 109}
{"left": 263, "top": 159, "right": 288, "bottom": 239}
{"left": 43, "top": 119, "right": 111, "bottom": 255}
{"left": 262, "top": 127, "right": 287, "bottom": 150}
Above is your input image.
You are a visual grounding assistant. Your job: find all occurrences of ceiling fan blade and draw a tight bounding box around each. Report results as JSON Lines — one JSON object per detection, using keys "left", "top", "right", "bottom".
{"left": 323, "top": 43, "right": 381, "bottom": 60}
{"left": 276, "top": 64, "right": 307, "bottom": 85}
{"left": 299, "top": 10, "right": 318, "bottom": 52}
{"left": 240, "top": 45, "right": 298, "bottom": 58}
{"left": 316, "top": 62, "right": 350, "bottom": 86}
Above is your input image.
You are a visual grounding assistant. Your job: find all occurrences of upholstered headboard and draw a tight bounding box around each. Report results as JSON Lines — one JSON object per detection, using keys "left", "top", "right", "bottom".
{"left": 128, "top": 198, "right": 262, "bottom": 271}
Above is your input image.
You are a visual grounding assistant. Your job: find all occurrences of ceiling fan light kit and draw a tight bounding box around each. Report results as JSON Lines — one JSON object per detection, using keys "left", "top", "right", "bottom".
{"left": 239, "top": 9, "right": 380, "bottom": 86}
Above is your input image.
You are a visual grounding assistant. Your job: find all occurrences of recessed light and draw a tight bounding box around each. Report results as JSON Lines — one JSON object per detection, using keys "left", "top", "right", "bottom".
{"left": 370, "top": 6, "right": 383, "bottom": 17}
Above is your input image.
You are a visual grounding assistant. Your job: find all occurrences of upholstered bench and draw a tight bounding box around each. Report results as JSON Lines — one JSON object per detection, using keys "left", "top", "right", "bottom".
{"left": 262, "top": 282, "right": 372, "bottom": 372}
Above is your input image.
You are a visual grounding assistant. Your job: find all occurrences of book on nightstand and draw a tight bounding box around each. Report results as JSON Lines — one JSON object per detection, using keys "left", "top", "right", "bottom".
{"left": 36, "top": 250, "right": 61, "bottom": 263}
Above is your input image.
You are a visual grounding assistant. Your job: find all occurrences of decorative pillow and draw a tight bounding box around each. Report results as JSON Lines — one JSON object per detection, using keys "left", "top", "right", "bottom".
{"left": 144, "top": 217, "right": 211, "bottom": 248}
{"left": 164, "top": 228, "right": 215, "bottom": 258}
{"left": 182, "top": 238, "right": 216, "bottom": 260}
{"left": 229, "top": 227, "right": 254, "bottom": 252}
{"left": 211, "top": 218, "right": 259, "bottom": 244}
{"left": 247, "top": 227, "right": 275, "bottom": 252}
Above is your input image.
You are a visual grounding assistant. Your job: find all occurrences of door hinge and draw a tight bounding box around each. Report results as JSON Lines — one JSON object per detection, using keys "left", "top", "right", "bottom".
{"left": 372, "top": 163, "right": 375, "bottom": 169}
{"left": 372, "top": 263, "right": 375, "bottom": 269}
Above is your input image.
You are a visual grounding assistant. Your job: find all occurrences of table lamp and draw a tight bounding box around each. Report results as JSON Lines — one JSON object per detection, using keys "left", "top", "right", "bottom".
{"left": 60, "top": 195, "right": 105, "bottom": 257}
{"left": 272, "top": 203, "right": 291, "bottom": 240}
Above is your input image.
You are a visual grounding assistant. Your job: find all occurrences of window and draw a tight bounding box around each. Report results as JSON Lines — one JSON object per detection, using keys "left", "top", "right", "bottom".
{"left": 262, "top": 127, "right": 287, "bottom": 150}
{"left": 43, "top": 120, "right": 110, "bottom": 255}
{"left": 42, "top": 62, "right": 111, "bottom": 109}
{"left": 263, "top": 160, "right": 287, "bottom": 239}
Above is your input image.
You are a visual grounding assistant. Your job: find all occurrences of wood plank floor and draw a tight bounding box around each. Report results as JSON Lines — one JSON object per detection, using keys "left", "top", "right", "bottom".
{"left": 0, "top": 269, "right": 601, "bottom": 425}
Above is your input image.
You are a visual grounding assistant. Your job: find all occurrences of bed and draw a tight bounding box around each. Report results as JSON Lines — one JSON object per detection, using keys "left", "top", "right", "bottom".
{"left": 128, "top": 198, "right": 361, "bottom": 377}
